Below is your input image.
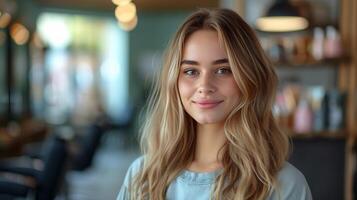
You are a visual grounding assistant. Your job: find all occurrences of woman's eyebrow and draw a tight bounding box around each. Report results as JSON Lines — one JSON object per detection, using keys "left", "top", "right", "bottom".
{"left": 180, "top": 58, "right": 229, "bottom": 65}
{"left": 181, "top": 60, "right": 199, "bottom": 65}
{"left": 213, "top": 58, "right": 229, "bottom": 64}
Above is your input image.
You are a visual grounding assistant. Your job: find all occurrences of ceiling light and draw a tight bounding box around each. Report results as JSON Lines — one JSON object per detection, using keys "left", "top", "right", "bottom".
{"left": 118, "top": 15, "right": 137, "bottom": 31}
{"left": 0, "top": 12, "right": 12, "bottom": 28}
{"left": 256, "top": 16, "right": 308, "bottom": 32}
{"left": 10, "top": 23, "right": 30, "bottom": 45}
{"left": 115, "top": 2, "right": 136, "bottom": 23}
{"left": 256, "top": 0, "right": 309, "bottom": 32}
{"left": 112, "top": 0, "right": 132, "bottom": 6}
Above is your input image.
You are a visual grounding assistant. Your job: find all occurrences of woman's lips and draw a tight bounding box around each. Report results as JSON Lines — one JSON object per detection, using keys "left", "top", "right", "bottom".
{"left": 193, "top": 100, "right": 223, "bottom": 109}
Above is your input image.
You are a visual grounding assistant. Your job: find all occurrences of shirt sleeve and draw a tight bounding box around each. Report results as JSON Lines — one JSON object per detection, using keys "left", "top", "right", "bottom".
{"left": 268, "top": 162, "right": 313, "bottom": 200}
{"left": 116, "top": 156, "right": 144, "bottom": 200}
{"left": 116, "top": 183, "right": 130, "bottom": 200}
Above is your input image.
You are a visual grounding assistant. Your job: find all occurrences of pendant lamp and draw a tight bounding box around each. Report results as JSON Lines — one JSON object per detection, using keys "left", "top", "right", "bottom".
{"left": 256, "top": 0, "right": 309, "bottom": 32}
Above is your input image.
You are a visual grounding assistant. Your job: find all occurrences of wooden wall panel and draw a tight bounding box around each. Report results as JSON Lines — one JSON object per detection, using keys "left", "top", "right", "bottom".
{"left": 339, "top": 0, "right": 357, "bottom": 199}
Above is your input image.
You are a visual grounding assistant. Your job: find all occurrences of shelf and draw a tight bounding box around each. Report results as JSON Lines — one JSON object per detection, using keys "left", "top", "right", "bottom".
{"left": 273, "top": 57, "right": 349, "bottom": 68}
{"left": 287, "top": 130, "right": 347, "bottom": 139}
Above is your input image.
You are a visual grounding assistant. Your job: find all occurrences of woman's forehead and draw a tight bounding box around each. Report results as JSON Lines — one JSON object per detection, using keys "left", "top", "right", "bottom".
{"left": 181, "top": 30, "right": 228, "bottom": 61}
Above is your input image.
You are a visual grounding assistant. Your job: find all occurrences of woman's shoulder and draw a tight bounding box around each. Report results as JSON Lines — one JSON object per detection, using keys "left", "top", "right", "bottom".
{"left": 116, "top": 156, "right": 144, "bottom": 200}
{"left": 268, "top": 162, "right": 313, "bottom": 200}
{"left": 277, "top": 162, "right": 307, "bottom": 184}
{"left": 128, "top": 156, "right": 145, "bottom": 172}
{"left": 122, "top": 156, "right": 145, "bottom": 186}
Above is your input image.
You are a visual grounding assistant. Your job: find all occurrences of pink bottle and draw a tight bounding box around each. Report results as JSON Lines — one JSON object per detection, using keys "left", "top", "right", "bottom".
{"left": 294, "top": 99, "right": 313, "bottom": 134}
{"left": 324, "top": 26, "right": 343, "bottom": 58}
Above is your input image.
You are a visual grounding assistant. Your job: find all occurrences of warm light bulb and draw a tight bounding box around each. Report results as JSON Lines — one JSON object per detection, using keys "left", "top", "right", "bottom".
{"left": 118, "top": 15, "right": 138, "bottom": 31}
{"left": 112, "top": 0, "right": 132, "bottom": 6}
{"left": 10, "top": 23, "right": 30, "bottom": 45}
{"left": 115, "top": 2, "right": 136, "bottom": 23}
{"left": 256, "top": 16, "right": 309, "bottom": 32}
{"left": 0, "top": 12, "right": 12, "bottom": 28}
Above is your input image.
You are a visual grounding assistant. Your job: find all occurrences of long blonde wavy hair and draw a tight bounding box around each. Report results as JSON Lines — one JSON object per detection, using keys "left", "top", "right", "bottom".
{"left": 131, "top": 8, "right": 289, "bottom": 200}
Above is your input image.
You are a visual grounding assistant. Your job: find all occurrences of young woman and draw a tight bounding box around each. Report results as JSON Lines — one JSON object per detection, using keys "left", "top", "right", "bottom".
{"left": 117, "top": 8, "right": 312, "bottom": 200}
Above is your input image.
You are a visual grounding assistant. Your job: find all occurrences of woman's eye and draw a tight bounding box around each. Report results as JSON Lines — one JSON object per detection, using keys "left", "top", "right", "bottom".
{"left": 216, "top": 67, "right": 232, "bottom": 75}
{"left": 183, "top": 69, "right": 198, "bottom": 76}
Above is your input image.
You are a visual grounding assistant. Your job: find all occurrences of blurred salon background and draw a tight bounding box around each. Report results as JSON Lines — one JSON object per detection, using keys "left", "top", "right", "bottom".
{"left": 0, "top": 0, "right": 356, "bottom": 199}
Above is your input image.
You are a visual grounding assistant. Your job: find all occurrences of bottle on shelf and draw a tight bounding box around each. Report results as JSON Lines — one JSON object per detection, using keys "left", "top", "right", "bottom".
{"left": 311, "top": 27, "right": 324, "bottom": 61}
{"left": 293, "top": 97, "right": 313, "bottom": 134}
{"left": 309, "top": 86, "right": 326, "bottom": 132}
{"left": 324, "top": 26, "right": 343, "bottom": 59}
{"left": 327, "top": 89, "right": 345, "bottom": 131}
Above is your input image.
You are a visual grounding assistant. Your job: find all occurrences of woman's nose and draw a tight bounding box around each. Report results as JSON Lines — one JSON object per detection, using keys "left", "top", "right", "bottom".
{"left": 197, "top": 73, "right": 216, "bottom": 94}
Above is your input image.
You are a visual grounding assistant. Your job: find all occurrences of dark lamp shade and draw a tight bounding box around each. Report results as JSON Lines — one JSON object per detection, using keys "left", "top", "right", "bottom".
{"left": 256, "top": 0, "right": 309, "bottom": 32}
{"left": 267, "top": 1, "right": 299, "bottom": 17}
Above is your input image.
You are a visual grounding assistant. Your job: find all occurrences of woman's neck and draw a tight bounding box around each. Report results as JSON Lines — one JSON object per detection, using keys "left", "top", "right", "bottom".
{"left": 187, "top": 123, "right": 226, "bottom": 172}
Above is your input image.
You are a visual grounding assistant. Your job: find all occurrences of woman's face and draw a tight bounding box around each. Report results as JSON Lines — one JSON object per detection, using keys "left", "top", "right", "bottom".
{"left": 178, "top": 29, "right": 240, "bottom": 125}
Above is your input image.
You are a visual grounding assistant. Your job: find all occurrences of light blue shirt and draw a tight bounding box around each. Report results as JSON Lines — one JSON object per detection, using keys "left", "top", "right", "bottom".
{"left": 117, "top": 156, "right": 313, "bottom": 200}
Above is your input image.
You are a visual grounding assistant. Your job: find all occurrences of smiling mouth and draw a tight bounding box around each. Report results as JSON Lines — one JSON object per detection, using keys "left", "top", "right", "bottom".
{"left": 192, "top": 100, "right": 223, "bottom": 109}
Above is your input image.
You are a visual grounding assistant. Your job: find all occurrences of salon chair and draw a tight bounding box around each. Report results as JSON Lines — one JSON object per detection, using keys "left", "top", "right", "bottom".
{"left": 289, "top": 137, "right": 346, "bottom": 200}
{"left": 70, "top": 124, "right": 104, "bottom": 171}
{"left": 0, "top": 134, "right": 68, "bottom": 200}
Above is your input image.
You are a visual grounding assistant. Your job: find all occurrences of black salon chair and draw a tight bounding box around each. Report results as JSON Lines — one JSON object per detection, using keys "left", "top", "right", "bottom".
{"left": 70, "top": 124, "right": 104, "bottom": 171}
{"left": 289, "top": 137, "right": 346, "bottom": 200}
{"left": 0, "top": 134, "right": 68, "bottom": 200}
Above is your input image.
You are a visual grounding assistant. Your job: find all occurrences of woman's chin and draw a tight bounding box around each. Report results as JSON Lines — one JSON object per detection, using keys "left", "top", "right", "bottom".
{"left": 194, "top": 117, "right": 224, "bottom": 125}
